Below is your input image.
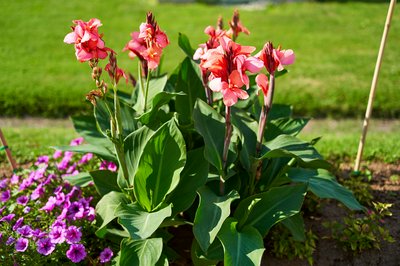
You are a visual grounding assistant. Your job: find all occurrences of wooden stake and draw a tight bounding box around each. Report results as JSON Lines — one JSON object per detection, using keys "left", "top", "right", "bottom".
{"left": 354, "top": 0, "right": 397, "bottom": 172}
{"left": 0, "top": 128, "right": 18, "bottom": 171}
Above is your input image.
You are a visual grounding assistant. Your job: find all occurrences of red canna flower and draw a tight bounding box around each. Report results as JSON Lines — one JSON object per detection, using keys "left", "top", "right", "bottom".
{"left": 256, "top": 42, "right": 295, "bottom": 74}
{"left": 124, "top": 12, "right": 169, "bottom": 70}
{"left": 255, "top": 73, "right": 269, "bottom": 96}
{"left": 226, "top": 9, "right": 250, "bottom": 41}
{"left": 64, "top": 18, "right": 109, "bottom": 62}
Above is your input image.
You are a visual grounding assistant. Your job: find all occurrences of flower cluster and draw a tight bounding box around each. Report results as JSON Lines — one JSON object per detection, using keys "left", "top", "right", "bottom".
{"left": 124, "top": 12, "right": 169, "bottom": 72}
{"left": 64, "top": 18, "right": 110, "bottom": 62}
{"left": 0, "top": 138, "right": 115, "bottom": 265}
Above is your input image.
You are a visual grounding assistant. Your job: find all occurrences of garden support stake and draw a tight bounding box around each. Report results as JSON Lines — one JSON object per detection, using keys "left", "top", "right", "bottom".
{"left": 354, "top": 0, "right": 396, "bottom": 172}
{"left": 0, "top": 128, "right": 18, "bottom": 171}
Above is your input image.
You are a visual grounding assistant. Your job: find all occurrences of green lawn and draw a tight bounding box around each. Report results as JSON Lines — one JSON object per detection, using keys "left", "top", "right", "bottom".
{"left": 0, "top": 1, "right": 399, "bottom": 117}
{"left": 1, "top": 119, "right": 399, "bottom": 168}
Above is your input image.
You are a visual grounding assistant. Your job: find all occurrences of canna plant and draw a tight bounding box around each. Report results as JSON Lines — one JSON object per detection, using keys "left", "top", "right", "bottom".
{"left": 61, "top": 11, "right": 363, "bottom": 265}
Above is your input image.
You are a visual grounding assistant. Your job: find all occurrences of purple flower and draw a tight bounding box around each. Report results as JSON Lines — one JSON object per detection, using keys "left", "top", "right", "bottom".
{"left": 99, "top": 247, "right": 113, "bottom": 263}
{"left": 6, "top": 236, "right": 15, "bottom": 245}
{"left": 15, "top": 237, "right": 29, "bottom": 252}
{"left": 66, "top": 163, "right": 77, "bottom": 174}
{"left": 66, "top": 243, "right": 87, "bottom": 263}
{"left": 35, "top": 155, "right": 49, "bottom": 166}
{"left": 67, "top": 201, "right": 85, "bottom": 220}
{"left": 79, "top": 153, "right": 93, "bottom": 164}
{"left": 108, "top": 162, "right": 117, "bottom": 172}
{"left": 23, "top": 207, "right": 31, "bottom": 214}
{"left": 49, "top": 226, "right": 65, "bottom": 244}
{"left": 19, "top": 177, "right": 34, "bottom": 191}
{"left": 17, "top": 195, "right": 29, "bottom": 206}
{"left": 55, "top": 192, "right": 66, "bottom": 206}
{"left": 65, "top": 226, "right": 82, "bottom": 244}
{"left": 12, "top": 217, "right": 24, "bottom": 231}
{"left": 31, "top": 228, "right": 46, "bottom": 239}
{"left": 31, "top": 185, "right": 45, "bottom": 200}
{"left": 51, "top": 220, "right": 66, "bottom": 229}
{"left": 17, "top": 225, "right": 33, "bottom": 238}
{"left": 0, "top": 213, "right": 15, "bottom": 223}
{"left": 99, "top": 161, "right": 108, "bottom": 170}
{"left": 53, "top": 150, "right": 63, "bottom": 159}
{"left": 70, "top": 137, "right": 84, "bottom": 146}
{"left": 1, "top": 190, "right": 11, "bottom": 202}
{"left": 10, "top": 174, "right": 20, "bottom": 184}
{"left": 0, "top": 179, "right": 9, "bottom": 189}
{"left": 0, "top": 206, "right": 6, "bottom": 215}
{"left": 36, "top": 237, "right": 55, "bottom": 256}
{"left": 33, "top": 167, "right": 47, "bottom": 180}
{"left": 86, "top": 207, "right": 96, "bottom": 221}
{"left": 41, "top": 196, "right": 57, "bottom": 212}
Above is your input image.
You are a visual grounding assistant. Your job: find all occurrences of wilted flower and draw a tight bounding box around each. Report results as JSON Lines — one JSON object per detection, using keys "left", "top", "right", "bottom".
{"left": 64, "top": 18, "right": 109, "bottom": 62}
{"left": 226, "top": 9, "right": 250, "bottom": 41}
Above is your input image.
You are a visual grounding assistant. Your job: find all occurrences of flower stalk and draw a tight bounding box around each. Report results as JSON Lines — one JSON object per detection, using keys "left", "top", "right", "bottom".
{"left": 221, "top": 105, "right": 232, "bottom": 195}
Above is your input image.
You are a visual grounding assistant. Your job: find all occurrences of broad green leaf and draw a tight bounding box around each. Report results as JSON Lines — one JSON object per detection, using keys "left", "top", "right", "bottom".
{"left": 124, "top": 126, "right": 155, "bottom": 186}
{"left": 282, "top": 213, "right": 306, "bottom": 241}
{"left": 265, "top": 117, "right": 310, "bottom": 141}
{"left": 134, "top": 119, "right": 186, "bottom": 211}
{"left": 288, "top": 168, "right": 364, "bottom": 210}
{"left": 175, "top": 57, "right": 206, "bottom": 125}
{"left": 71, "top": 115, "right": 113, "bottom": 149}
{"left": 191, "top": 238, "right": 224, "bottom": 266}
{"left": 268, "top": 104, "right": 292, "bottom": 121}
{"left": 155, "top": 254, "right": 169, "bottom": 266}
{"left": 134, "top": 75, "right": 168, "bottom": 113}
{"left": 53, "top": 144, "right": 116, "bottom": 162}
{"left": 167, "top": 148, "right": 209, "bottom": 215}
{"left": 115, "top": 202, "right": 172, "bottom": 240}
{"left": 234, "top": 183, "right": 307, "bottom": 236}
{"left": 178, "top": 33, "right": 195, "bottom": 58}
{"left": 217, "top": 218, "right": 265, "bottom": 266}
{"left": 259, "top": 134, "right": 331, "bottom": 169}
{"left": 119, "top": 238, "right": 163, "bottom": 266}
{"left": 138, "top": 91, "right": 185, "bottom": 124}
{"left": 193, "top": 187, "right": 240, "bottom": 252}
{"left": 90, "top": 170, "right": 120, "bottom": 196}
{"left": 63, "top": 172, "right": 92, "bottom": 187}
{"left": 193, "top": 99, "right": 225, "bottom": 172}
{"left": 95, "top": 191, "right": 129, "bottom": 237}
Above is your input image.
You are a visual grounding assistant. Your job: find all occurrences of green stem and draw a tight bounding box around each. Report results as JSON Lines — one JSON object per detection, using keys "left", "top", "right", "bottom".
{"left": 221, "top": 105, "right": 232, "bottom": 195}
{"left": 143, "top": 69, "right": 151, "bottom": 112}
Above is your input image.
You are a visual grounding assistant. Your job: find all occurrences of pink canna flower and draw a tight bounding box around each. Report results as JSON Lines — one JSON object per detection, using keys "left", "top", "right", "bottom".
{"left": 64, "top": 18, "right": 109, "bottom": 62}
{"left": 226, "top": 9, "right": 250, "bottom": 41}
{"left": 209, "top": 70, "right": 249, "bottom": 106}
{"left": 256, "top": 42, "right": 295, "bottom": 74}
{"left": 124, "top": 12, "right": 169, "bottom": 71}
{"left": 255, "top": 73, "right": 269, "bottom": 96}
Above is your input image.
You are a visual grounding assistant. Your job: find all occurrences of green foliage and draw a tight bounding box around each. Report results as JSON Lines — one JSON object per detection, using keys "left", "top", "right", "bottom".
{"left": 341, "top": 175, "right": 374, "bottom": 206}
{"left": 324, "top": 202, "right": 395, "bottom": 252}
{"left": 270, "top": 225, "right": 318, "bottom": 266}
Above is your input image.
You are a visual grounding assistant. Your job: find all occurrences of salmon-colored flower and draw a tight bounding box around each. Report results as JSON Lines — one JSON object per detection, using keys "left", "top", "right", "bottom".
{"left": 124, "top": 12, "right": 169, "bottom": 70}
{"left": 226, "top": 9, "right": 250, "bottom": 41}
{"left": 209, "top": 70, "right": 248, "bottom": 106}
{"left": 64, "top": 18, "right": 109, "bottom": 62}
{"left": 255, "top": 73, "right": 269, "bottom": 96}
{"left": 256, "top": 42, "right": 295, "bottom": 74}
{"left": 105, "top": 51, "right": 127, "bottom": 85}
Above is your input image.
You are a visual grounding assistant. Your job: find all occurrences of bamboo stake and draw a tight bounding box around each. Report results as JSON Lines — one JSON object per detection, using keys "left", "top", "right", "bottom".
{"left": 0, "top": 128, "right": 18, "bottom": 171}
{"left": 354, "top": 0, "right": 396, "bottom": 172}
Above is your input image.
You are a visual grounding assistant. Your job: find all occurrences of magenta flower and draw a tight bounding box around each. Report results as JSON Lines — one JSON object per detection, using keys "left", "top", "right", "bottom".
{"left": 0, "top": 179, "right": 8, "bottom": 189}
{"left": 65, "top": 226, "right": 82, "bottom": 244}
{"left": 53, "top": 150, "right": 63, "bottom": 159}
{"left": 16, "top": 195, "right": 29, "bottom": 206}
{"left": 12, "top": 217, "right": 24, "bottom": 231}
{"left": 10, "top": 174, "right": 20, "bottom": 184}
{"left": 66, "top": 243, "right": 87, "bottom": 263}
{"left": 35, "top": 155, "right": 49, "bottom": 166}
{"left": 41, "top": 196, "right": 57, "bottom": 212}
{"left": 36, "top": 238, "right": 56, "bottom": 256}
{"left": 79, "top": 153, "right": 93, "bottom": 164}
{"left": 124, "top": 12, "right": 169, "bottom": 70}
{"left": 1, "top": 190, "right": 10, "bottom": 202}
{"left": 6, "top": 236, "right": 15, "bottom": 245}
{"left": 0, "top": 213, "right": 15, "bottom": 223}
{"left": 17, "top": 225, "right": 33, "bottom": 238}
{"left": 64, "top": 19, "right": 109, "bottom": 62}
{"left": 31, "top": 185, "right": 45, "bottom": 200}
{"left": 23, "top": 207, "right": 31, "bottom": 214}
{"left": 67, "top": 201, "right": 85, "bottom": 220}
{"left": 70, "top": 137, "right": 84, "bottom": 146}
{"left": 51, "top": 220, "right": 66, "bottom": 229}
{"left": 49, "top": 226, "right": 66, "bottom": 244}
{"left": 99, "top": 247, "right": 113, "bottom": 263}
{"left": 31, "top": 228, "right": 46, "bottom": 239}
{"left": 86, "top": 207, "right": 96, "bottom": 221}
{"left": 15, "top": 237, "right": 29, "bottom": 252}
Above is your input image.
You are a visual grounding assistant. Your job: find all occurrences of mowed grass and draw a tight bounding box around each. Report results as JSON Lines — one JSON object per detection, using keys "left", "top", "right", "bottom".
{"left": 1, "top": 119, "right": 399, "bottom": 168}
{"left": 0, "top": 1, "right": 399, "bottom": 117}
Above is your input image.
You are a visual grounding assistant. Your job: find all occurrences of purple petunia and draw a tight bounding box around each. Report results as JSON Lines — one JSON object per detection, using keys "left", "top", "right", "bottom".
{"left": 0, "top": 213, "right": 15, "bottom": 223}
{"left": 35, "top": 155, "right": 49, "bottom": 166}
{"left": 67, "top": 201, "right": 85, "bottom": 220}
{"left": 17, "top": 225, "right": 33, "bottom": 238}
{"left": 6, "top": 236, "right": 15, "bottom": 245}
{"left": 12, "top": 217, "right": 24, "bottom": 231}
{"left": 65, "top": 226, "right": 82, "bottom": 244}
{"left": 36, "top": 238, "right": 56, "bottom": 256}
{"left": 0, "top": 179, "right": 9, "bottom": 189}
{"left": 66, "top": 243, "right": 87, "bottom": 263}
{"left": 31, "top": 184, "right": 45, "bottom": 200}
{"left": 79, "top": 153, "right": 93, "bottom": 164}
{"left": 49, "top": 226, "right": 65, "bottom": 244}
{"left": 23, "top": 206, "right": 31, "bottom": 214}
{"left": 31, "top": 228, "right": 46, "bottom": 239}
{"left": 41, "top": 196, "right": 57, "bottom": 212}
{"left": 53, "top": 149, "right": 63, "bottom": 159}
{"left": 99, "top": 247, "right": 113, "bottom": 263}
{"left": 10, "top": 174, "right": 20, "bottom": 184}
{"left": 15, "top": 237, "right": 29, "bottom": 252}
{"left": 70, "top": 137, "right": 84, "bottom": 146}
{"left": 0, "top": 190, "right": 11, "bottom": 202}
{"left": 17, "top": 195, "right": 29, "bottom": 206}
